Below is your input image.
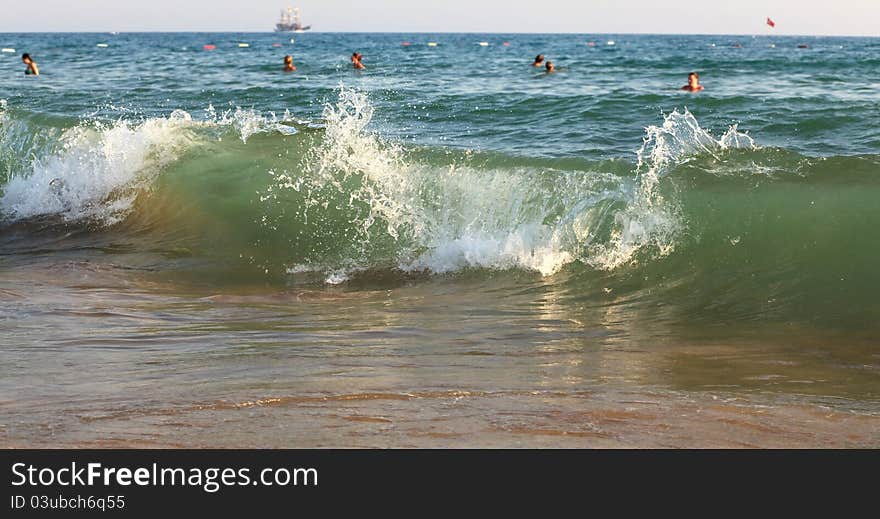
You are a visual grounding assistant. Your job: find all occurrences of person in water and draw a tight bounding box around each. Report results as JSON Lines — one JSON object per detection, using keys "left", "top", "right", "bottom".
{"left": 351, "top": 52, "right": 365, "bottom": 69}
{"left": 533, "top": 54, "right": 545, "bottom": 67}
{"left": 22, "top": 53, "right": 39, "bottom": 76}
{"left": 545, "top": 60, "right": 555, "bottom": 73}
{"left": 283, "top": 55, "right": 296, "bottom": 72}
{"left": 682, "top": 72, "right": 704, "bottom": 92}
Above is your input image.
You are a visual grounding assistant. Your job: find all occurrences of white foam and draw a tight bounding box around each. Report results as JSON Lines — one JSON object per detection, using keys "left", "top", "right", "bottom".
{"left": 0, "top": 100, "right": 311, "bottom": 226}
{"left": 305, "top": 95, "right": 756, "bottom": 276}
{"left": 586, "top": 108, "right": 755, "bottom": 270}
{"left": 205, "top": 104, "right": 297, "bottom": 143}
{"left": 274, "top": 87, "right": 625, "bottom": 277}
{"left": 324, "top": 270, "right": 351, "bottom": 285}
{"left": 402, "top": 226, "right": 573, "bottom": 276}
{"left": 0, "top": 112, "right": 198, "bottom": 224}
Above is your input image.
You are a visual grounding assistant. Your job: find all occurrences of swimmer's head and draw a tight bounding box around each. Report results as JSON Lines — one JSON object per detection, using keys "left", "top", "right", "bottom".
{"left": 534, "top": 54, "right": 544, "bottom": 64}
{"left": 21, "top": 53, "right": 31, "bottom": 63}
{"left": 284, "top": 55, "right": 293, "bottom": 64}
{"left": 546, "top": 61, "right": 555, "bottom": 72}
{"left": 688, "top": 72, "right": 700, "bottom": 87}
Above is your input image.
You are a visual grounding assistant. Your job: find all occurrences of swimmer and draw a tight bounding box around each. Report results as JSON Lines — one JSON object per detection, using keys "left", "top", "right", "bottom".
{"left": 533, "top": 54, "right": 545, "bottom": 67}
{"left": 22, "top": 53, "right": 39, "bottom": 76}
{"left": 283, "top": 55, "right": 296, "bottom": 72}
{"left": 352, "top": 52, "right": 365, "bottom": 70}
{"left": 681, "top": 72, "right": 704, "bottom": 92}
{"left": 545, "top": 60, "right": 555, "bottom": 73}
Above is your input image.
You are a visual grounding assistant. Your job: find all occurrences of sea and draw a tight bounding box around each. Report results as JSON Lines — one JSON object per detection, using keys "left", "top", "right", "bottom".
{"left": 1, "top": 32, "right": 878, "bottom": 447}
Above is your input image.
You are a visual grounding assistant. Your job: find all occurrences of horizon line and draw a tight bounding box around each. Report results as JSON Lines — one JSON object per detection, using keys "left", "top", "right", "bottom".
{"left": 0, "top": 30, "right": 878, "bottom": 38}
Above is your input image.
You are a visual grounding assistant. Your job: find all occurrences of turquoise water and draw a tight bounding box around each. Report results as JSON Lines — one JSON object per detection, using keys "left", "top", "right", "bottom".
{"left": 0, "top": 33, "right": 878, "bottom": 447}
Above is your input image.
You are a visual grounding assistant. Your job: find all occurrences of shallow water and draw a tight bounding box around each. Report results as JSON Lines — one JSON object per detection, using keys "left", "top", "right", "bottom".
{"left": 1, "top": 33, "right": 878, "bottom": 447}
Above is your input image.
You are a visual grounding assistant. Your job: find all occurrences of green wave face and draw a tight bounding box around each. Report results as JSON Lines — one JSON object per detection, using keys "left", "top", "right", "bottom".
{"left": 1, "top": 91, "right": 879, "bottom": 328}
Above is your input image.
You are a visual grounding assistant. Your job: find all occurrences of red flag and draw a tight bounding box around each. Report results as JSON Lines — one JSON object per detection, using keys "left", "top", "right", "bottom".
{"left": 766, "top": 17, "right": 776, "bottom": 28}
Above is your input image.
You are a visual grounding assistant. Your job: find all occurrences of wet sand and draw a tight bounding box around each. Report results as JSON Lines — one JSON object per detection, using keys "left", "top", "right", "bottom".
{"left": 3, "top": 387, "right": 877, "bottom": 448}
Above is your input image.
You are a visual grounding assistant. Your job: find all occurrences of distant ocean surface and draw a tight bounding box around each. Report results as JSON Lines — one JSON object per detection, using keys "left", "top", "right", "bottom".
{"left": 1, "top": 33, "right": 878, "bottom": 447}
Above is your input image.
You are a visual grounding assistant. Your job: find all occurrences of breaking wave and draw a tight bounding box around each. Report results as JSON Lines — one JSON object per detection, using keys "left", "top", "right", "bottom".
{"left": 4, "top": 86, "right": 878, "bottom": 305}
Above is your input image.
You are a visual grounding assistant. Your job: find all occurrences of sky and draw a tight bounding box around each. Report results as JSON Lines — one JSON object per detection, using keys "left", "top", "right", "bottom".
{"left": 0, "top": 0, "right": 877, "bottom": 36}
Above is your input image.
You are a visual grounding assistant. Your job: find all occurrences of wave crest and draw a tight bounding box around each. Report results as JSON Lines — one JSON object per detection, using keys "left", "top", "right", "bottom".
{"left": 585, "top": 109, "right": 755, "bottom": 270}
{"left": 270, "top": 93, "right": 756, "bottom": 278}
{"left": 2, "top": 94, "right": 762, "bottom": 281}
{"left": 0, "top": 111, "right": 198, "bottom": 224}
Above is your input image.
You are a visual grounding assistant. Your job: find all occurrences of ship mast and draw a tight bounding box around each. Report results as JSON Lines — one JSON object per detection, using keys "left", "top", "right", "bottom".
{"left": 275, "top": 5, "right": 309, "bottom": 32}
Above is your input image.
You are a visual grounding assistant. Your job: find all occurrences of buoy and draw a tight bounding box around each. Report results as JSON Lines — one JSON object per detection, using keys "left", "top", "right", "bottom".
{"left": 606, "top": 40, "right": 615, "bottom": 46}
{"left": 272, "top": 43, "right": 282, "bottom": 47}
{"left": 203, "top": 44, "right": 216, "bottom": 51}
{"left": 586, "top": 41, "right": 595, "bottom": 47}
{"left": 768, "top": 44, "right": 776, "bottom": 48}
{"left": 238, "top": 43, "right": 250, "bottom": 48}
{"left": 502, "top": 42, "right": 510, "bottom": 46}
{"left": 1, "top": 48, "right": 14, "bottom": 53}
{"left": 401, "top": 41, "right": 411, "bottom": 46}
{"left": 478, "top": 42, "right": 489, "bottom": 46}
{"left": 96, "top": 43, "right": 109, "bottom": 48}
{"left": 290, "top": 38, "right": 295, "bottom": 44}
{"left": 427, "top": 42, "right": 438, "bottom": 47}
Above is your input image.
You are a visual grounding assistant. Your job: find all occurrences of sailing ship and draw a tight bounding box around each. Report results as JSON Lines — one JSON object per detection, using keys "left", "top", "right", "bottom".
{"left": 275, "top": 6, "right": 311, "bottom": 33}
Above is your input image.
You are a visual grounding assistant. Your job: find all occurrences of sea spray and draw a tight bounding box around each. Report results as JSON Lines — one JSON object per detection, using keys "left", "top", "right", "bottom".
{"left": 268, "top": 92, "right": 758, "bottom": 280}
{"left": 0, "top": 111, "right": 199, "bottom": 224}
{"left": 0, "top": 103, "right": 305, "bottom": 225}
{"left": 3, "top": 91, "right": 859, "bottom": 300}
{"left": 266, "top": 87, "right": 594, "bottom": 277}
{"left": 585, "top": 109, "right": 756, "bottom": 270}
